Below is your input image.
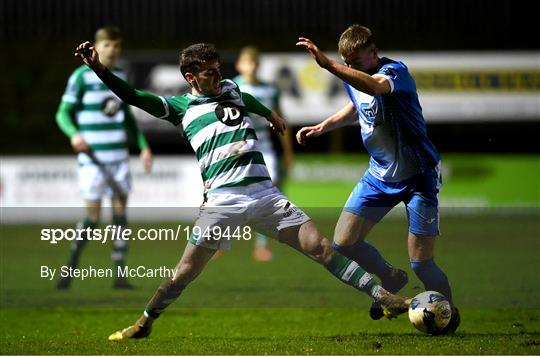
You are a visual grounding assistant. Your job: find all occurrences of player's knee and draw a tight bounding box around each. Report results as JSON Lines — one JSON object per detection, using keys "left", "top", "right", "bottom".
{"left": 307, "top": 238, "right": 334, "bottom": 265}
{"left": 299, "top": 228, "right": 321, "bottom": 251}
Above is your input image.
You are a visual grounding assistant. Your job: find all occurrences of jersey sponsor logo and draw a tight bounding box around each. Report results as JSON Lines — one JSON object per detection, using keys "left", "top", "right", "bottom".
{"left": 215, "top": 102, "right": 243, "bottom": 126}
{"left": 360, "top": 103, "right": 378, "bottom": 127}
{"left": 101, "top": 97, "right": 121, "bottom": 117}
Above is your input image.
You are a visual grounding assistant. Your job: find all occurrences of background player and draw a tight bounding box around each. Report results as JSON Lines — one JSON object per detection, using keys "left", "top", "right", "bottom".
{"left": 72, "top": 40, "right": 409, "bottom": 340}
{"left": 296, "top": 25, "right": 459, "bottom": 333}
{"left": 56, "top": 26, "right": 153, "bottom": 289}
{"left": 233, "top": 46, "right": 295, "bottom": 261}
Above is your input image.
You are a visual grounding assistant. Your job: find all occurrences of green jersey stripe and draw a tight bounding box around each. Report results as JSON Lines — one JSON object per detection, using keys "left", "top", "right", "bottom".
{"left": 78, "top": 149, "right": 128, "bottom": 164}
{"left": 195, "top": 128, "right": 258, "bottom": 161}
{"left": 90, "top": 142, "right": 128, "bottom": 151}
{"left": 184, "top": 112, "right": 219, "bottom": 141}
{"left": 77, "top": 111, "right": 124, "bottom": 125}
{"left": 202, "top": 151, "right": 265, "bottom": 181}
{"left": 215, "top": 176, "right": 271, "bottom": 189}
{"left": 81, "top": 83, "right": 109, "bottom": 92}
{"left": 79, "top": 123, "right": 125, "bottom": 131}
{"left": 79, "top": 103, "right": 114, "bottom": 111}
{"left": 163, "top": 79, "right": 272, "bottom": 189}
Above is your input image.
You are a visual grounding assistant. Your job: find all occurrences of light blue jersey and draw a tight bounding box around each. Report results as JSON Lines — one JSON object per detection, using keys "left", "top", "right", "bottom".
{"left": 344, "top": 57, "right": 439, "bottom": 182}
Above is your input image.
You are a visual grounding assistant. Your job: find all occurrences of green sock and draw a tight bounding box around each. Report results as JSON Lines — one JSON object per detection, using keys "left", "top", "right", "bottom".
{"left": 112, "top": 213, "right": 127, "bottom": 227}
{"left": 325, "top": 252, "right": 381, "bottom": 298}
{"left": 111, "top": 214, "right": 128, "bottom": 272}
{"left": 67, "top": 218, "right": 97, "bottom": 268}
{"left": 255, "top": 233, "right": 270, "bottom": 247}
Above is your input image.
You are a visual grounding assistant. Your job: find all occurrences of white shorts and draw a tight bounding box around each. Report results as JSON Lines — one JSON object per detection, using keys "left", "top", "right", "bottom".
{"left": 78, "top": 161, "right": 131, "bottom": 200}
{"left": 189, "top": 181, "right": 310, "bottom": 250}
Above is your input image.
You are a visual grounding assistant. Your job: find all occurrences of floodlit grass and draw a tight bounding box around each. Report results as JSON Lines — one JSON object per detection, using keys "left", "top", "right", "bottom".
{"left": 1, "top": 211, "right": 539, "bottom": 354}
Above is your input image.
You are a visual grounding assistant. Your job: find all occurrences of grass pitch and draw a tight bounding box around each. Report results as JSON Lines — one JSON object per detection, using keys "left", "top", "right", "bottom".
{"left": 1, "top": 211, "right": 539, "bottom": 354}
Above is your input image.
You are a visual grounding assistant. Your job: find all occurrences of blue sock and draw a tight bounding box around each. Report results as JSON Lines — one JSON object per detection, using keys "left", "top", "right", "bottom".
{"left": 411, "top": 259, "right": 453, "bottom": 302}
{"left": 332, "top": 241, "right": 394, "bottom": 281}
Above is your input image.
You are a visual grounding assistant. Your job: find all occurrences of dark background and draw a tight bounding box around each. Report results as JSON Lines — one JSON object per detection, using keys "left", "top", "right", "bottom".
{"left": 1, "top": 0, "right": 538, "bottom": 155}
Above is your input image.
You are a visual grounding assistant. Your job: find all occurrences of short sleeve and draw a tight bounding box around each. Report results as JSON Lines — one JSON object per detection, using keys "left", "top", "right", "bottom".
{"left": 61, "top": 69, "right": 84, "bottom": 104}
{"left": 161, "top": 95, "right": 189, "bottom": 126}
{"left": 375, "top": 62, "right": 413, "bottom": 94}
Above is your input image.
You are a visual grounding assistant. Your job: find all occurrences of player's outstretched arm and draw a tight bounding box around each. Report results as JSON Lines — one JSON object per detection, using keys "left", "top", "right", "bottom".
{"left": 296, "top": 37, "right": 390, "bottom": 96}
{"left": 296, "top": 103, "right": 357, "bottom": 145}
{"left": 74, "top": 41, "right": 167, "bottom": 118}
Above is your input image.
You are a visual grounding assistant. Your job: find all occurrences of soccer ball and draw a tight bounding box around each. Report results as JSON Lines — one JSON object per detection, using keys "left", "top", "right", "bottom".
{"left": 408, "top": 291, "right": 452, "bottom": 335}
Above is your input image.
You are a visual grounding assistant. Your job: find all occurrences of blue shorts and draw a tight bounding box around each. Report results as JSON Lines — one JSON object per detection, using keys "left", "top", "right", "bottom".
{"left": 344, "top": 168, "right": 442, "bottom": 237}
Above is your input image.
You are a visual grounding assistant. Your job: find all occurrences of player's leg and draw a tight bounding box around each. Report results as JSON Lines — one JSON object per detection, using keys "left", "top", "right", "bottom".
{"left": 253, "top": 233, "right": 272, "bottom": 261}
{"left": 70, "top": 199, "right": 101, "bottom": 266}
{"left": 58, "top": 163, "right": 105, "bottom": 289}
{"left": 277, "top": 221, "right": 408, "bottom": 314}
{"left": 406, "top": 171, "right": 459, "bottom": 333}
{"left": 249, "top": 185, "right": 407, "bottom": 315}
{"left": 252, "top": 151, "right": 279, "bottom": 262}
{"left": 111, "top": 194, "right": 132, "bottom": 288}
{"left": 110, "top": 191, "right": 241, "bottom": 340}
{"left": 333, "top": 211, "right": 406, "bottom": 289}
{"left": 109, "top": 242, "right": 216, "bottom": 340}
{"left": 333, "top": 175, "right": 409, "bottom": 318}
{"left": 405, "top": 170, "right": 452, "bottom": 302}
{"left": 408, "top": 233, "right": 452, "bottom": 301}
{"left": 57, "top": 199, "right": 101, "bottom": 289}
{"left": 408, "top": 232, "right": 459, "bottom": 333}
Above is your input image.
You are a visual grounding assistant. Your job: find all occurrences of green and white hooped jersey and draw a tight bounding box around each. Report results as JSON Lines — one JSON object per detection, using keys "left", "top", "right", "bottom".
{"left": 61, "top": 65, "right": 130, "bottom": 165}
{"left": 233, "top": 76, "right": 280, "bottom": 154}
{"left": 160, "top": 79, "right": 271, "bottom": 191}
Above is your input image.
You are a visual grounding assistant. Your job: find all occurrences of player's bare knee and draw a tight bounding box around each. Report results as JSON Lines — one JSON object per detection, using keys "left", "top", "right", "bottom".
{"left": 298, "top": 227, "right": 323, "bottom": 253}
{"left": 317, "top": 238, "right": 335, "bottom": 265}
{"left": 306, "top": 237, "right": 334, "bottom": 265}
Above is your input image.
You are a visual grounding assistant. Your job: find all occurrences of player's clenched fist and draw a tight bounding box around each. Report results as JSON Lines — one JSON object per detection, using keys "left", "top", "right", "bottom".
{"left": 70, "top": 134, "right": 89, "bottom": 153}
{"left": 140, "top": 148, "right": 153, "bottom": 173}
{"left": 74, "top": 41, "right": 105, "bottom": 72}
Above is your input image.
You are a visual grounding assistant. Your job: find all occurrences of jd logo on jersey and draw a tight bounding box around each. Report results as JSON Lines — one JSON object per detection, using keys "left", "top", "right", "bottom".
{"left": 215, "top": 102, "right": 243, "bottom": 126}
{"left": 101, "top": 97, "right": 121, "bottom": 117}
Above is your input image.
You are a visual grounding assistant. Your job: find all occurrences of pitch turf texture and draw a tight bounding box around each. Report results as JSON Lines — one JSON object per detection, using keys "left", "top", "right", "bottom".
{"left": 1, "top": 213, "right": 539, "bottom": 355}
{"left": 1, "top": 154, "right": 539, "bottom": 354}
